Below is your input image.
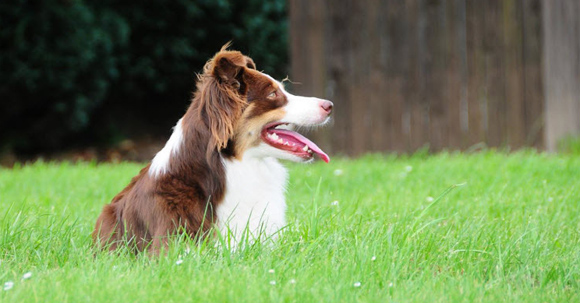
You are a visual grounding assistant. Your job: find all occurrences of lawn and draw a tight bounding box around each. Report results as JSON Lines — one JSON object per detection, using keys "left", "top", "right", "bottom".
{"left": 0, "top": 151, "right": 579, "bottom": 302}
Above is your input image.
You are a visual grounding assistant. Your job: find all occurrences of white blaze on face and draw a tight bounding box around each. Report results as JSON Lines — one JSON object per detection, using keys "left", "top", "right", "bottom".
{"left": 280, "top": 89, "right": 331, "bottom": 126}
{"left": 149, "top": 118, "right": 184, "bottom": 177}
{"left": 262, "top": 74, "right": 330, "bottom": 127}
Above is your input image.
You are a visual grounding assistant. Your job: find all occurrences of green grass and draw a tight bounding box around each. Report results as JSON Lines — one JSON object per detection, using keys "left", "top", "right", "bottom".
{"left": 0, "top": 151, "right": 579, "bottom": 302}
{"left": 558, "top": 136, "right": 580, "bottom": 155}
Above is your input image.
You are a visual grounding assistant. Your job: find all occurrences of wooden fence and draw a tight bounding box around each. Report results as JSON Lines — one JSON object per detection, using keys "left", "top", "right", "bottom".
{"left": 289, "top": 0, "right": 579, "bottom": 155}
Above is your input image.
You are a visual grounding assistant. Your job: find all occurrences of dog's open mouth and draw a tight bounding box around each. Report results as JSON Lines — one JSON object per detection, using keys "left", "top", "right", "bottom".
{"left": 261, "top": 122, "right": 330, "bottom": 163}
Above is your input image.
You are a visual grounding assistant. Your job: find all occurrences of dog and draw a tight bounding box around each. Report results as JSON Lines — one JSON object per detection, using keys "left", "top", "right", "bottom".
{"left": 92, "top": 46, "right": 333, "bottom": 252}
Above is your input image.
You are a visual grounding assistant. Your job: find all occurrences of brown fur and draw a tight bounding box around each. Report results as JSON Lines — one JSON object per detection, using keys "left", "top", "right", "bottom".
{"left": 93, "top": 47, "right": 289, "bottom": 253}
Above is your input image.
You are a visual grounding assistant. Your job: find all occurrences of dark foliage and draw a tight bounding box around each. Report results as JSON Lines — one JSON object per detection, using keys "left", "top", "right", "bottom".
{"left": 0, "top": 0, "right": 287, "bottom": 154}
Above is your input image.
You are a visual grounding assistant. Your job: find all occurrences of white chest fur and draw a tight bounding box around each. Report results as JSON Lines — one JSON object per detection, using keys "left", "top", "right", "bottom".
{"left": 216, "top": 155, "right": 288, "bottom": 245}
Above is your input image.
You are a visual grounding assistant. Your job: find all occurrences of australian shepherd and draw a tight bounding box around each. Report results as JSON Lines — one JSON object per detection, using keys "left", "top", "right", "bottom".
{"left": 93, "top": 46, "right": 333, "bottom": 252}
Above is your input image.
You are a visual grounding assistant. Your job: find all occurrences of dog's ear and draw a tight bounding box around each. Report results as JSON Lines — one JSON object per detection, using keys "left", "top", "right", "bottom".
{"left": 200, "top": 51, "right": 251, "bottom": 157}
{"left": 212, "top": 51, "right": 250, "bottom": 92}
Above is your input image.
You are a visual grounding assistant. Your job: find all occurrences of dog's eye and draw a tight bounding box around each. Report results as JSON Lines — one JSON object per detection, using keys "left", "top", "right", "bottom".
{"left": 268, "top": 91, "right": 277, "bottom": 99}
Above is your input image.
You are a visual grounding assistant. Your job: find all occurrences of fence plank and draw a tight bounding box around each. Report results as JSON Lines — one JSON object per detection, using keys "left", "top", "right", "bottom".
{"left": 482, "top": 1, "right": 507, "bottom": 147}
{"left": 368, "top": 0, "right": 388, "bottom": 152}
{"left": 522, "top": 0, "right": 544, "bottom": 148}
{"left": 503, "top": 0, "right": 526, "bottom": 149}
{"left": 383, "top": 1, "right": 408, "bottom": 152}
{"left": 406, "top": 0, "right": 429, "bottom": 151}
{"left": 424, "top": 0, "right": 449, "bottom": 151}
{"left": 325, "top": 0, "right": 352, "bottom": 154}
{"left": 445, "top": 0, "right": 465, "bottom": 150}
{"left": 348, "top": 0, "right": 371, "bottom": 155}
{"left": 543, "top": 0, "right": 580, "bottom": 151}
{"left": 465, "top": 0, "right": 486, "bottom": 148}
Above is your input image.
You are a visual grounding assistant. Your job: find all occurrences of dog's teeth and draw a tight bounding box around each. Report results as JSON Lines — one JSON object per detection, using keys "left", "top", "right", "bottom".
{"left": 278, "top": 139, "right": 284, "bottom": 144}
{"left": 302, "top": 145, "right": 309, "bottom": 151}
{"left": 270, "top": 133, "right": 279, "bottom": 140}
{"left": 283, "top": 142, "right": 290, "bottom": 146}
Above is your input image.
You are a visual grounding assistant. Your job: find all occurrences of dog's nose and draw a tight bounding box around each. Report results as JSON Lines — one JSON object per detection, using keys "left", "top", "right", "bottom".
{"left": 320, "top": 100, "right": 333, "bottom": 115}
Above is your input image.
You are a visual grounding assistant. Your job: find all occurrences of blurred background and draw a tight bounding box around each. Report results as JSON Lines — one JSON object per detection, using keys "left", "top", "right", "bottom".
{"left": 1, "top": 0, "right": 579, "bottom": 165}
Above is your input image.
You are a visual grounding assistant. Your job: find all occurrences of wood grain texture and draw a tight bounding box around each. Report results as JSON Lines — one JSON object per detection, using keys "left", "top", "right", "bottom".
{"left": 290, "top": 0, "right": 551, "bottom": 155}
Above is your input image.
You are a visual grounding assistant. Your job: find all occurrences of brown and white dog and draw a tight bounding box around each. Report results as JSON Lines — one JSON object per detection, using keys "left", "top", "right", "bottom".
{"left": 92, "top": 46, "right": 333, "bottom": 252}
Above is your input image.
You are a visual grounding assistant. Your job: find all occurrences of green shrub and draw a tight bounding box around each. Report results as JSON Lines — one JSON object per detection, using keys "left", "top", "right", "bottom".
{"left": 0, "top": 0, "right": 287, "bottom": 153}
{"left": 0, "top": 1, "right": 128, "bottom": 152}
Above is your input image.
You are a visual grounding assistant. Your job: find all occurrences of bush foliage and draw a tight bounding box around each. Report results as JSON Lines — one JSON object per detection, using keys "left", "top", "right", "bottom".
{"left": 0, "top": 0, "right": 287, "bottom": 153}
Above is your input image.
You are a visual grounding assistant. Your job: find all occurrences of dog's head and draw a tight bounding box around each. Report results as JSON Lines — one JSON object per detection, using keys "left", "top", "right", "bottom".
{"left": 196, "top": 46, "right": 332, "bottom": 163}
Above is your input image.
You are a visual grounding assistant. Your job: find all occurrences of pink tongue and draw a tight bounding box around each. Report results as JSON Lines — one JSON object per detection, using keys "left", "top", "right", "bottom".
{"left": 270, "top": 129, "right": 330, "bottom": 163}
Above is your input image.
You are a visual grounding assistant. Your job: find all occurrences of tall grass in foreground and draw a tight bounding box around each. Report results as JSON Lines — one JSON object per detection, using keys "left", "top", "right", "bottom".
{"left": 0, "top": 151, "right": 579, "bottom": 302}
